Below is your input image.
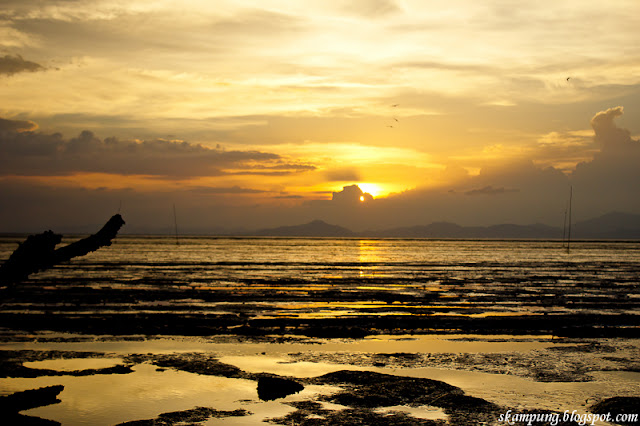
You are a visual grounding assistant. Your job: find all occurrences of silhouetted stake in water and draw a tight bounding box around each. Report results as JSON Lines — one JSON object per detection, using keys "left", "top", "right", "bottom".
{"left": 562, "top": 207, "right": 568, "bottom": 242}
{"left": 173, "top": 204, "right": 179, "bottom": 246}
{"left": 0, "top": 214, "right": 125, "bottom": 285}
{"left": 566, "top": 186, "right": 573, "bottom": 254}
{"left": 562, "top": 186, "right": 573, "bottom": 254}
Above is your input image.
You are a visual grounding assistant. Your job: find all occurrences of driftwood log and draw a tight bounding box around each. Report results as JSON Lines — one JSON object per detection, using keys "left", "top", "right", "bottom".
{"left": 0, "top": 214, "right": 125, "bottom": 285}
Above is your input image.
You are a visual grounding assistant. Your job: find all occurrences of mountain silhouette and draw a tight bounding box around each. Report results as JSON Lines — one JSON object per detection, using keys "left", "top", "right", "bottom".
{"left": 248, "top": 212, "right": 640, "bottom": 239}
{"left": 572, "top": 211, "right": 640, "bottom": 239}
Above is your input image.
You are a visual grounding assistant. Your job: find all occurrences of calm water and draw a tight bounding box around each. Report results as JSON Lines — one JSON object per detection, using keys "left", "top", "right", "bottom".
{"left": 1, "top": 236, "right": 639, "bottom": 320}
{"left": 3, "top": 236, "right": 639, "bottom": 277}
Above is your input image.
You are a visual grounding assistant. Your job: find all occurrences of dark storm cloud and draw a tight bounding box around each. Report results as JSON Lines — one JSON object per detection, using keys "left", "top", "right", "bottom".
{"left": 0, "top": 54, "right": 44, "bottom": 75}
{"left": 0, "top": 121, "right": 312, "bottom": 177}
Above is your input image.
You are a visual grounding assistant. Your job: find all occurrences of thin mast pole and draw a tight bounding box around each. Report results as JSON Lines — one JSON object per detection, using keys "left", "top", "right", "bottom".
{"left": 562, "top": 207, "right": 567, "bottom": 247}
{"left": 173, "top": 203, "right": 179, "bottom": 246}
{"left": 566, "top": 186, "right": 572, "bottom": 254}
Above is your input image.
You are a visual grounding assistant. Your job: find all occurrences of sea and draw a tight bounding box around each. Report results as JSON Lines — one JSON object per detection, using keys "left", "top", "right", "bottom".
{"left": 1, "top": 236, "right": 640, "bottom": 322}
{"left": 1, "top": 236, "right": 640, "bottom": 425}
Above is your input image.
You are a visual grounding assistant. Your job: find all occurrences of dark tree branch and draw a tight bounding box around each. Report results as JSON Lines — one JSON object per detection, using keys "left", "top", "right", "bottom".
{"left": 0, "top": 214, "right": 125, "bottom": 285}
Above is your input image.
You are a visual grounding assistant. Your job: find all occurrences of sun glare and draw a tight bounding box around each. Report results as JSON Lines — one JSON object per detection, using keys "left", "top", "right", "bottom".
{"left": 359, "top": 196, "right": 365, "bottom": 202}
{"left": 358, "top": 183, "right": 382, "bottom": 197}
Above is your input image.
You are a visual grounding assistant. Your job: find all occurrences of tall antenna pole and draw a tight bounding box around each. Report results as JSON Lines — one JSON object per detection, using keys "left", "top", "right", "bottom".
{"left": 562, "top": 207, "right": 568, "bottom": 246}
{"left": 173, "top": 203, "right": 179, "bottom": 246}
{"left": 566, "top": 186, "right": 572, "bottom": 254}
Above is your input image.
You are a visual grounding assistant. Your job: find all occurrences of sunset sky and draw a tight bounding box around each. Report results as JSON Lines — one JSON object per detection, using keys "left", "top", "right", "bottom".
{"left": 2, "top": 0, "right": 640, "bottom": 233}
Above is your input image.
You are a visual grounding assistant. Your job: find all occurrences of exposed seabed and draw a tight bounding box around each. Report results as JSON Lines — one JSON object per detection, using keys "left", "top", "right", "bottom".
{"left": 1, "top": 331, "right": 639, "bottom": 425}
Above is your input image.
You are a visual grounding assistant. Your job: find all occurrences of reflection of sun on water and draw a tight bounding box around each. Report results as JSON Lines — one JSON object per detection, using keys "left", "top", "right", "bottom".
{"left": 359, "top": 240, "right": 381, "bottom": 277}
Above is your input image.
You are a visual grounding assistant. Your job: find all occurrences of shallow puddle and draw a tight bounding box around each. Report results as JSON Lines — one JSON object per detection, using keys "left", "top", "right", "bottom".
{"left": 373, "top": 405, "right": 448, "bottom": 421}
{"left": 8, "top": 361, "right": 339, "bottom": 425}
{"left": 2, "top": 334, "right": 638, "bottom": 425}
{"left": 23, "top": 357, "right": 123, "bottom": 371}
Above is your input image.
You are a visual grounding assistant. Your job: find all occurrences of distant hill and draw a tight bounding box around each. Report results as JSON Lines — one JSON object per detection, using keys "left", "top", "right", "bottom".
{"left": 573, "top": 212, "right": 640, "bottom": 239}
{"left": 249, "top": 220, "right": 354, "bottom": 237}
{"left": 370, "top": 222, "right": 561, "bottom": 239}
{"left": 248, "top": 212, "right": 640, "bottom": 239}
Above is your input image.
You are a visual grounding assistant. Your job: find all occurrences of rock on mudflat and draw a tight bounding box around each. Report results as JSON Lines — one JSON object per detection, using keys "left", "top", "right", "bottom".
{"left": 257, "top": 376, "right": 304, "bottom": 401}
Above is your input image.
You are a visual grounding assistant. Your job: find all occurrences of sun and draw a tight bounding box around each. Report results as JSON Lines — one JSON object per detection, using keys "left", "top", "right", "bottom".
{"left": 357, "top": 183, "right": 382, "bottom": 198}
{"left": 359, "top": 196, "right": 365, "bottom": 202}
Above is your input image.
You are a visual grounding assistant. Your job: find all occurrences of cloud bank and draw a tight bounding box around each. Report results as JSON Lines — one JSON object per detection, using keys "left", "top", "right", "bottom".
{"left": 0, "top": 119, "right": 314, "bottom": 177}
{"left": 0, "top": 107, "right": 639, "bottom": 233}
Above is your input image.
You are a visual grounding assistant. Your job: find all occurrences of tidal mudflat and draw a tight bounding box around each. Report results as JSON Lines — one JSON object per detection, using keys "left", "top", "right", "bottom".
{"left": 1, "top": 237, "right": 639, "bottom": 424}
{"left": 1, "top": 333, "right": 639, "bottom": 425}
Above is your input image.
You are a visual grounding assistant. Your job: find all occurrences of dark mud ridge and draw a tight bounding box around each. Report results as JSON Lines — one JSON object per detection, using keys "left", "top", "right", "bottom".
{"left": 115, "top": 407, "right": 250, "bottom": 425}
{"left": 0, "top": 385, "right": 64, "bottom": 425}
{"left": 2, "top": 272, "right": 639, "bottom": 338}
{"left": 2, "top": 311, "right": 639, "bottom": 339}
{"left": 0, "top": 350, "right": 132, "bottom": 378}
{"left": 591, "top": 397, "right": 640, "bottom": 426}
